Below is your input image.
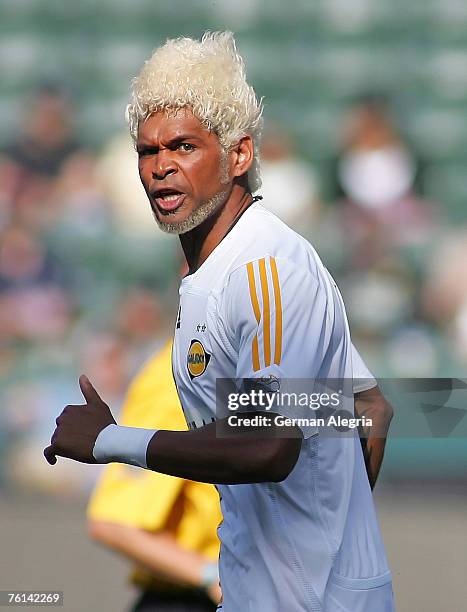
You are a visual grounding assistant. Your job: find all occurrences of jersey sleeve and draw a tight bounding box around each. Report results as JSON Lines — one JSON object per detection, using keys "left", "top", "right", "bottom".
{"left": 351, "top": 344, "right": 377, "bottom": 394}
{"left": 219, "top": 256, "right": 333, "bottom": 438}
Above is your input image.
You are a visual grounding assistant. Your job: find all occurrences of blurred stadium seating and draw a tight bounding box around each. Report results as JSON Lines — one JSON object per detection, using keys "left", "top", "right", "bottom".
{"left": 0, "top": 1, "right": 465, "bottom": 202}
{"left": 0, "top": 0, "right": 466, "bottom": 487}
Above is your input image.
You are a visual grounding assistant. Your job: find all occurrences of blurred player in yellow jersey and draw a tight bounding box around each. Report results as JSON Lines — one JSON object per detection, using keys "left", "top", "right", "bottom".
{"left": 87, "top": 340, "right": 222, "bottom": 612}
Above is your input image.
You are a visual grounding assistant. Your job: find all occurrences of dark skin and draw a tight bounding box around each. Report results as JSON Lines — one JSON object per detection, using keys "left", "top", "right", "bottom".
{"left": 137, "top": 109, "right": 256, "bottom": 273}
{"left": 355, "top": 385, "right": 393, "bottom": 489}
{"left": 45, "top": 108, "right": 303, "bottom": 482}
{"left": 44, "top": 375, "right": 299, "bottom": 483}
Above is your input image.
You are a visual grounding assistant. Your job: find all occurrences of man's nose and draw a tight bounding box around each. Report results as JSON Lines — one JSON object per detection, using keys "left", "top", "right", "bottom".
{"left": 152, "top": 150, "right": 176, "bottom": 180}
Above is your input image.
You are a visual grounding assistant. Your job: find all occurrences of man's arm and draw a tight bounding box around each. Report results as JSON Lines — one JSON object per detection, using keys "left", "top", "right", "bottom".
{"left": 44, "top": 375, "right": 302, "bottom": 484}
{"left": 146, "top": 417, "right": 301, "bottom": 483}
{"left": 354, "top": 385, "right": 393, "bottom": 489}
{"left": 88, "top": 521, "right": 221, "bottom": 603}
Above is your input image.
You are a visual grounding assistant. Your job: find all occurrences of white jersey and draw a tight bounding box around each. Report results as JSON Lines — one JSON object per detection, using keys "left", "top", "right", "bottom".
{"left": 172, "top": 203, "right": 393, "bottom": 611}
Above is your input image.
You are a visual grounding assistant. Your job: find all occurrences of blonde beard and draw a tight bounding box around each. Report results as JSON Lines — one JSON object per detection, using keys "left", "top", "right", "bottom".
{"left": 154, "top": 152, "right": 231, "bottom": 235}
{"left": 154, "top": 187, "right": 230, "bottom": 235}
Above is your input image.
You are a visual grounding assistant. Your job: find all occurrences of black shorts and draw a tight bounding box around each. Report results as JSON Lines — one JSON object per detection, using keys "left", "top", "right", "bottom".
{"left": 131, "top": 589, "right": 217, "bottom": 612}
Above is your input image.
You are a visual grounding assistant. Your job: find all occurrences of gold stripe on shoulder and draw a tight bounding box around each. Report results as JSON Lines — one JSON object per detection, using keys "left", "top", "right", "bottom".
{"left": 270, "top": 256, "right": 283, "bottom": 365}
{"left": 246, "top": 262, "right": 261, "bottom": 371}
{"left": 247, "top": 262, "right": 261, "bottom": 323}
{"left": 258, "top": 258, "right": 271, "bottom": 367}
{"left": 251, "top": 336, "right": 260, "bottom": 372}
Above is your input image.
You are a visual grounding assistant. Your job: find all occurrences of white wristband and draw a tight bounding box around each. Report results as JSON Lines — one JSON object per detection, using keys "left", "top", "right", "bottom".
{"left": 93, "top": 424, "right": 158, "bottom": 468}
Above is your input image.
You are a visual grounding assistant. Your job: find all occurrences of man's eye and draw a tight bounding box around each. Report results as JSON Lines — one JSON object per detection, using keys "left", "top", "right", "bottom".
{"left": 178, "top": 143, "right": 195, "bottom": 152}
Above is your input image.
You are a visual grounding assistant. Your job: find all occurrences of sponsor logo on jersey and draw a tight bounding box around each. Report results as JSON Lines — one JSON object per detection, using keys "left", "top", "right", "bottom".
{"left": 187, "top": 339, "right": 211, "bottom": 379}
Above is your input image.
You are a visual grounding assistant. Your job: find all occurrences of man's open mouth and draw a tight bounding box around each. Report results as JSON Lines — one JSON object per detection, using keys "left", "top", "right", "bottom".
{"left": 153, "top": 190, "right": 186, "bottom": 213}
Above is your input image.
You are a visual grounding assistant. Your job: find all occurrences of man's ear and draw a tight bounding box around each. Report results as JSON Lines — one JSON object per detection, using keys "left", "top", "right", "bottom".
{"left": 231, "top": 135, "right": 254, "bottom": 178}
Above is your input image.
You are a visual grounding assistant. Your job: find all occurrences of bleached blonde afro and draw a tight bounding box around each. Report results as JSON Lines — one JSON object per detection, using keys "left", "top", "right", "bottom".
{"left": 126, "top": 31, "right": 263, "bottom": 192}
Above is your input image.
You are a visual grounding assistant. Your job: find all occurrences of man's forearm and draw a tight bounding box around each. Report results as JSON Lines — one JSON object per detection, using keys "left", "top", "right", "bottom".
{"left": 355, "top": 386, "right": 393, "bottom": 489}
{"left": 359, "top": 437, "right": 387, "bottom": 490}
{"left": 44, "top": 380, "right": 303, "bottom": 481}
{"left": 146, "top": 418, "right": 302, "bottom": 484}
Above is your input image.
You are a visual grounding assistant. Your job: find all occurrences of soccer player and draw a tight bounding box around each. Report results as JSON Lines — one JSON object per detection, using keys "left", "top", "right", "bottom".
{"left": 87, "top": 340, "right": 222, "bottom": 611}
{"left": 45, "top": 32, "right": 395, "bottom": 611}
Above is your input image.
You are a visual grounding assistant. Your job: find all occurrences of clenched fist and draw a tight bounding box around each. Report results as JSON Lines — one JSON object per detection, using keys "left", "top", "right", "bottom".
{"left": 44, "top": 375, "right": 116, "bottom": 465}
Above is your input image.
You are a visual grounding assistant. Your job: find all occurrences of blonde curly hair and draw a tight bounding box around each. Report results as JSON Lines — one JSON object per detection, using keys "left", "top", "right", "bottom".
{"left": 126, "top": 31, "right": 263, "bottom": 192}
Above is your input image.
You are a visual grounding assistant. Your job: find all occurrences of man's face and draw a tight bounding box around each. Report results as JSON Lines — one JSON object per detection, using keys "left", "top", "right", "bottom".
{"left": 137, "top": 108, "right": 231, "bottom": 234}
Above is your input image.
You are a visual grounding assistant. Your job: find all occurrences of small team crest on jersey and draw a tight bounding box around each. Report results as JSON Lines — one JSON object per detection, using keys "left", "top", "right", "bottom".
{"left": 187, "top": 339, "right": 211, "bottom": 379}
{"left": 258, "top": 374, "right": 281, "bottom": 392}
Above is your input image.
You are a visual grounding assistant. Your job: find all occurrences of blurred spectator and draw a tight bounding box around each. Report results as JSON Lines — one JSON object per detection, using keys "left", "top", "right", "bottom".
{"left": 3, "top": 81, "right": 80, "bottom": 178}
{"left": 77, "top": 331, "right": 129, "bottom": 408}
{"left": 116, "top": 287, "right": 167, "bottom": 371}
{"left": 0, "top": 224, "right": 72, "bottom": 343}
{"left": 52, "top": 151, "right": 111, "bottom": 238}
{"left": 422, "top": 230, "right": 467, "bottom": 324}
{"left": 330, "top": 95, "right": 436, "bottom": 267}
{"left": 337, "top": 95, "right": 418, "bottom": 205}
{"left": 453, "top": 301, "right": 467, "bottom": 365}
{"left": 0, "top": 82, "right": 83, "bottom": 232}
{"left": 314, "top": 95, "right": 449, "bottom": 376}
{"left": 259, "top": 125, "right": 320, "bottom": 235}
{"left": 422, "top": 230, "right": 467, "bottom": 365}
{"left": 342, "top": 259, "right": 415, "bottom": 334}
{"left": 385, "top": 325, "right": 440, "bottom": 377}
